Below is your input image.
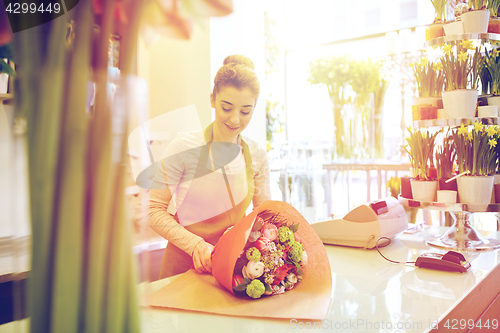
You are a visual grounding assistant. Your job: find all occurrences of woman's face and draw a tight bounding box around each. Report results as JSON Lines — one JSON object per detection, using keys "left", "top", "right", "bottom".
{"left": 211, "top": 86, "right": 256, "bottom": 143}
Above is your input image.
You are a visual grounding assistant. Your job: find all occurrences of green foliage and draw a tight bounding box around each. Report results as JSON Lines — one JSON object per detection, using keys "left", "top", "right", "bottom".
{"left": 430, "top": 0, "right": 449, "bottom": 22}
{"left": 412, "top": 58, "right": 444, "bottom": 97}
{"left": 469, "top": 0, "right": 487, "bottom": 10}
{"left": 485, "top": 48, "right": 500, "bottom": 95}
{"left": 405, "top": 127, "right": 442, "bottom": 180}
{"left": 435, "top": 134, "right": 456, "bottom": 178}
{"left": 440, "top": 45, "right": 483, "bottom": 91}
{"left": 0, "top": 43, "right": 16, "bottom": 77}
{"left": 487, "top": 0, "right": 500, "bottom": 16}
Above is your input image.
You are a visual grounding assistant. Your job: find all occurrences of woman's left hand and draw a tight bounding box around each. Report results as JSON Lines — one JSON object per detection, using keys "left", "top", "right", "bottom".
{"left": 192, "top": 240, "right": 214, "bottom": 274}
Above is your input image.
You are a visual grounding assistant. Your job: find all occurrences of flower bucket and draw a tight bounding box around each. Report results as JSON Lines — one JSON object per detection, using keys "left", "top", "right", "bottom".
{"left": 487, "top": 96, "right": 500, "bottom": 108}
{"left": 457, "top": 175, "right": 494, "bottom": 204}
{"left": 425, "top": 23, "right": 444, "bottom": 41}
{"left": 442, "top": 89, "right": 478, "bottom": 119}
{"left": 444, "top": 21, "right": 464, "bottom": 36}
{"left": 461, "top": 10, "right": 490, "bottom": 33}
{"left": 478, "top": 105, "right": 498, "bottom": 118}
{"left": 437, "top": 190, "right": 457, "bottom": 203}
{"left": 410, "top": 180, "right": 438, "bottom": 202}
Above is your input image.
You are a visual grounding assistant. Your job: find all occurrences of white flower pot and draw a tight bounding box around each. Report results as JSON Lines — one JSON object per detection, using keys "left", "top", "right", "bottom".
{"left": 411, "top": 180, "right": 438, "bottom": 202}
{"left": 437, "top": 190, "right": 457, "bottom": 203}
{"left": 461, "top": 10, "right": 490, "bottom": 34}
{"left": 478, "top": 105, "right": 498, "bottom": 117}
{"left": 457, "top": 175, "right": 494, "bottom": 204}
{"left": 444, "top": 21, "right": 464, "bottom": 36}
{"left": 413, "top": 96, "right": 442, "bottom": 108}
{"left": 0, "top": 73, "right": 8, "bottom": 94}
{"left": 442, "top": 89, "right": 478, "bottom": 119}
{"left": 487, "top": 95, "right": 500, "bottom": 108}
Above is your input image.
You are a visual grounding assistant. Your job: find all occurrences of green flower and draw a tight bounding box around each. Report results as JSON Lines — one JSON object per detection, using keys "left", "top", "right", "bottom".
{"left": 277, "top": 226, "right": 294, "bottom": 244}
{"left": 288, "top": 241, "right": 303, "bottom": 263}
{"left": 246, "top": 279, "right": 265, "bottom": 299}
{"left": 246, "top": 247, "right": 261, "bottom": 262}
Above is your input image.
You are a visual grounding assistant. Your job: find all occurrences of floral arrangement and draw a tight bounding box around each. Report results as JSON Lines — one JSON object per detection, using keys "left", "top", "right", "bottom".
{"left": 487, "top": 0, "right": 500, "bottom": 16}
{"left": 451, "top": 122, "right": 498, "bottom": 176}
{"left": 435, "top": 134, "right": 456, "bottom": 179}
{"left": 440, "top": 42, "right": 483, "bottom": 91}
{"left": 485, "top": 48, "right": 500, "bottom": 95}
{"left": 405, "top": 126, "right": 442, "bottom": 180}
{"left": 412, "top": 57, "right": 445, "bottom": 98}
{"left": 430, "top": 0, "right": 449, "bottom": 23}
{"left": 231, "top": 210, "right": 307, "bottom": 299}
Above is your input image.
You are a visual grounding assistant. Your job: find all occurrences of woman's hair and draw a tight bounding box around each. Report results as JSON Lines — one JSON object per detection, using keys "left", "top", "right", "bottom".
{"left": 212, "top": 55, "right": 260, "bottom": 100}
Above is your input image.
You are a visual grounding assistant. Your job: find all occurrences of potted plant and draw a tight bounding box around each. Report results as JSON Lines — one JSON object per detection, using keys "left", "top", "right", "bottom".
{"left": 435, "top": 134, "right": 458, "bottom": 191}
{"left": 427, "top": 0, "right": 449, "bottom": 40}
{"left": 452, "top": 122, "right": 497, "bottom": 204}
{"left": 412, "top": 57, "right": 445, "bottom": 109}
{"left": 487, "top": 0, "right": 500, "bottom": 32}
{"left": 0, "top": 43, "right": 16, "bottom": 94}
{"left": 485, "top": 48, "right": 500, "bottom": 107}
{"left": 461, "top": 0, "right": 490, "bottom": 33}
{"left": 404, "top": 126, "right": 441, "bottom": 202}
{"left": 440, "top": 43, "right": 483, "bottom": 118}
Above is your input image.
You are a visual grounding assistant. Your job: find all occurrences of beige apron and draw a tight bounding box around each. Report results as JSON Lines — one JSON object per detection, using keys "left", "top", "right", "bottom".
{"left": 159, "top": 123, "right": 254, "bottom": 278}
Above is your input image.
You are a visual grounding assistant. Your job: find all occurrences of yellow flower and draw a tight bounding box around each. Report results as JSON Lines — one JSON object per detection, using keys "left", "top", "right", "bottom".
{"left": 492, "top": 48, "right": 499, "bottom": 58}
{"left": 474, "top": 121, "right": 484, "bottom": 133}
{"left": 433, "top": 62, "right": 443, "bottom": 71}
{"left": 468, "top": 132, "right": 473, "bottom": 141}
{"left": 443, "top": 44, "right": 453, "bottom": 53}
{"left": 489, "top": 138, "right": 497, "bottom": 148}
{"left": 457, "top": 51, "right": 468, "bottom": 62}
{"left": 420, "top": 57, "right": 428, "bottom": 66}
{"left": 458, "top": 123, "right": 468, "bottom": 136}
{"left": 486, "top": 126, "right": 497, "bottom": 137}
{"left": 460, "top": 40, "right": 474, "bottom": 50}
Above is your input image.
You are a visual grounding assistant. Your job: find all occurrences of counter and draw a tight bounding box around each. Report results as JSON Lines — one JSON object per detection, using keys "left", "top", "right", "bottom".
{"left": 141, "top": 226, "right": 500, "bottom": 333}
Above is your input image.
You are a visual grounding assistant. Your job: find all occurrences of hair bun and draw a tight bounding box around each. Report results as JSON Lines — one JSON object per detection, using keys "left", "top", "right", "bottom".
{"left": 223, "top": 55, "right": 255, "bottom": 70}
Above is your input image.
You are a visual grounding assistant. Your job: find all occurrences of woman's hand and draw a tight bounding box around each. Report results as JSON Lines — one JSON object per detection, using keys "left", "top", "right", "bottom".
{"left": 192, "top": 240, "right": 214, "bottom": 274}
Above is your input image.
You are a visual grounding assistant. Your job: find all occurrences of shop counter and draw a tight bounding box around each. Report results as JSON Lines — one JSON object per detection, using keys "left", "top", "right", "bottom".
{"left": 141, "top": 226, "right": 500, "bottom": 333}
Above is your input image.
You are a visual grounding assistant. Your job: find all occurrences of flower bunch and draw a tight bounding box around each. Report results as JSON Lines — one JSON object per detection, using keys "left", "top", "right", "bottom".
{"left": 232, "top": 210, "right": 307, "bottom": 299}
{"left": 430, "top": 0, "right": 448, "bottom": 23}
{"left": 435, "top": 133, "right": 456, "bottom": 179}
{"left": 485, "top": 48, "right": 500, "bottom": 96}
{"left": 440, "top": 42, "right": 483, "bottom": 91}
{"left": 404, "top": 126, "right": 442, "bottom": 180}
{"left": 451, "top": 122, "right": 498, "bottom": 176}
{"left": 411, "top": 57, "right": 445, "bottom": 98}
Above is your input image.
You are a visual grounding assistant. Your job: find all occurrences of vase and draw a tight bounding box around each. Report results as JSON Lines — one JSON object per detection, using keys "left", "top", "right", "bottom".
{"left": 457, "top": 175, "right": 494, "bottom": 204}
{"left": 444, "top": 21, "right": 464, "bottom": 36}
{"left": 461, "top": 9, "right": 490, "bottom": 33}
{"left": 442, "top": 89, "right": 478, "bottom": 119}
{"left": 410, "top": 179, "right": 438, "bottom": 202}
{"left": 488, "top": 17, "right": 500, "bottom": 33}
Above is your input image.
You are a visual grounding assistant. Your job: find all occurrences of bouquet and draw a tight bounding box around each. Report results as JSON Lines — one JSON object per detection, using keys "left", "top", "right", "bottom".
{"left": 231, "top": 210, "right": 307, "bottom": 299}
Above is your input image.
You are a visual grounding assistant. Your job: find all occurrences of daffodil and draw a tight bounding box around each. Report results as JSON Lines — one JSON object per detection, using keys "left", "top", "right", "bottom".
{"left": 420, "top": 57, "right": 428, "bottom": 66}
{"left": 433, "top": 62, "right": 443, "bottom": 71}
{"left": 489, "top": 138, "right": 497, "bottom": 148}
{"left": 468, "top": 131, "right": 473, "bottom": 141}
{"left": 443, "top": 44, "right": 453, "bottom": 53}
{"left": 486, "top": 126, "right": 497, "bottom": 137}
{"left": 458, "top": 123, "right": 468, "bottom": 136}
{"left": 457, "top": 51, "right": 468, "bottom": 62}
{"left": 474, "top": 121, "right": 484, "bottom": 133}
{"left": 460, "top": 40, "right": 474, "bottom": 50}
{"left": 492, "top": 48, "right": 499, "bottom": 58}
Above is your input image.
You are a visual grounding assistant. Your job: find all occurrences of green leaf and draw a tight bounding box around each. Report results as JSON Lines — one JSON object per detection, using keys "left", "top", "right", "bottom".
{"left": 233, "top": 281, "right": 251, "bottom": 292}
{"left": 289, "top": 224, "right": 299, "bottom": 233}
{"left": 264, "top": 283, "right": 272, "bottom": 292}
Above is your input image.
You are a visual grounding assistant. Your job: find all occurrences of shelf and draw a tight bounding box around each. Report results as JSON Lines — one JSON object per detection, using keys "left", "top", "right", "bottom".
{"left": 425, "top": 32, "right": 500, "bottom": 47}
{"left": 413, "top": 117, "right": 499, "bottom": 129}
{"left": 399, "top": 195, "right": 500, "bottom": 213}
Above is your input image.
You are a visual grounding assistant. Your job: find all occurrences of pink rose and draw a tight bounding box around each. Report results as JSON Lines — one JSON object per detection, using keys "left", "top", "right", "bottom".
{"left": 254, "top": 237, "right": 271, "bottom": 252}
{"left": 261, "top": 223, "right": 278, "bottom": 241}
{"left": 232, "top": 274, "right": 244, "bottom": 289}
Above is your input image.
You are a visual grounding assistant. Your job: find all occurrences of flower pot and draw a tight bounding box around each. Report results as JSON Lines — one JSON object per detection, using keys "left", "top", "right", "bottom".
{"left": 444, "top": 21, "right": 464, "bottom": 36}
{"left": 400, "top": 177, "right": 413, "bottom": 199}
{"left": 419, "top": 106, "right": 438, "bottom": 120}
{"left": 439, "top": 177, "right": 458, "bottom": 191}
{"left": 425, "top": 24, "right": 445, "bottom": 41}
{"left": 442, "top": 89, "right": 478, "bottom": 119}
{"left": 457, "top": 175, "right": 494, "bottom": 204}
{"left": 478, "top": 105, "right": 498, "bottom": 118}
{"left": 413, "top": 97, "right": 443, "bottom": 108}
{"left": 488, "top": 17, "right": 500, "bottom": 33}
{"left": 487, "top": 95, "right": 500, "bottom": 109}
{"left": 437, "top": 190, "right": 457, "bottom": 203}
{"left": 461, "top": 10, "right": 490, "bottom": 33}
{"left": 410, "top": 179, "right": 438, "bottom": 202}
{"left": 0, "top": 73, "right": 8, "bottom": 94}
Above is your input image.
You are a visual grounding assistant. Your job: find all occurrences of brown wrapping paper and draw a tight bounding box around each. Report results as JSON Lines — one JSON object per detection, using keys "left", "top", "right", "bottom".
{"left": 148, "top": 201, "right": 332, "bottom": 320}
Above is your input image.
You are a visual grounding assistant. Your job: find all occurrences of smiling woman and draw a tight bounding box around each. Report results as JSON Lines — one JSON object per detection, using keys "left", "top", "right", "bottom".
{"left": 149, "top": 55, "right": 272, "bottom": 279}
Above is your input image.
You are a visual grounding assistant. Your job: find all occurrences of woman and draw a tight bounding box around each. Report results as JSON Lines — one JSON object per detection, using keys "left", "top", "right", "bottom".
{"left": 149, "top": 55, "right": 271, "bottom": 278}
